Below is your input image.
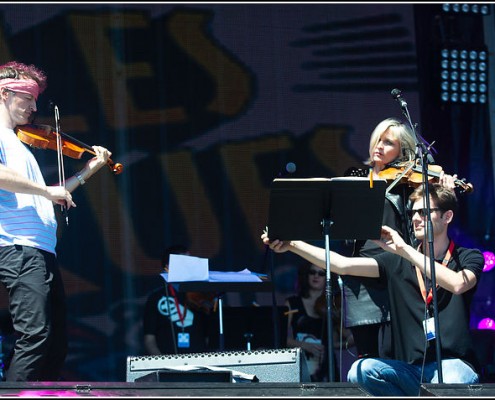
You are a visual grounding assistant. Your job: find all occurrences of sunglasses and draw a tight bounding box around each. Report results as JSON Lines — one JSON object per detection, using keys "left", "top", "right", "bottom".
{"left": 407, "top": 208, "right": 442, "bottom": 218}
{"left": 308, "top": 270, "right": 326, "bottom": 277}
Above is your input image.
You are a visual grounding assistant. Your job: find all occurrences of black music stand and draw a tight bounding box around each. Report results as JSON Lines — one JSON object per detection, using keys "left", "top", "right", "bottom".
{"left": 165, "top": 281, "right": 273, "bottom": 351}
{"left": 267, "top": 177, "right": 386, "bottom": 382}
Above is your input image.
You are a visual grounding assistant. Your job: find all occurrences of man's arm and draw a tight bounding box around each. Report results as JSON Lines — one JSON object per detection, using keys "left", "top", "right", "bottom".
{"left": 261, "top": 232, "right": 379, "bottom": 277}
{"left": 402, "top": 247, "right": 476, "bottom": 294}
{"left": 143, "top": 334, "right": 162, "bottom": 355}
{"left": 375, "top": 226, "right": 478, "bottom": 294}
{"left": 0, "top": 163, "right": 75, "bottom": 208}
{"left": 63, "top": 145, "right": 112, "bottom": 192}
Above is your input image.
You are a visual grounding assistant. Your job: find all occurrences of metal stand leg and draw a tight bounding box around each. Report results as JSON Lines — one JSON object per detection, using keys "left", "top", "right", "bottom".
{"left": 323, "top": 218, "right": 336, "bottom": 383}
{"left": 218, "top": 294, "right": 224, "bottom": 351}
{"left": 244, "top": 333, "right": 253, "bottom": 351}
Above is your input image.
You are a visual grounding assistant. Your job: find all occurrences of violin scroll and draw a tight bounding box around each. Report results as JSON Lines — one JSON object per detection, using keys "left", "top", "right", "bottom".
{"left": 455, "top": 179, "right": 474, "bottom": 195}
{"left": 111, "top": 162, "right": 124, "bottom": 175}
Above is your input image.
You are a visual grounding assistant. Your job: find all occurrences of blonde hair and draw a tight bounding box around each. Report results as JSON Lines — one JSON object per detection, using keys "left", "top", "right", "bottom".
{"left": 366, "top": 118, "right": 416, "bottom": 166}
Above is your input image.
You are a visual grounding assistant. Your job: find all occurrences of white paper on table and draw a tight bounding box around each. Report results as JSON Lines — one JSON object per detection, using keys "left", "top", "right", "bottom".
{"left": 208, "top": 268, "right": 262, "bottom": 282}
{"left": 167, "top": 254, "right": 209, "bottom": 282}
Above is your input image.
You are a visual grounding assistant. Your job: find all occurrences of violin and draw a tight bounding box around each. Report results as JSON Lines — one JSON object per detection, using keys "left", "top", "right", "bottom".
{"left": 378, "top": 161, "right": 473, "bottom": 194}
{"left": 15, "top": 124, "right": 123, "bottom": 175}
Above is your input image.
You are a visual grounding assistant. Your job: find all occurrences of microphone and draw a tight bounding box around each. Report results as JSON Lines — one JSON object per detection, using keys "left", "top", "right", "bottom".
{"left": 391, "top": 88, "right": 407, "bottom": 109}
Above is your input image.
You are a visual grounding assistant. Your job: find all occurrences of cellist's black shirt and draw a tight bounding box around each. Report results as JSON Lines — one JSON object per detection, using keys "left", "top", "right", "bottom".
{"left": 372, "top": 245, "right": 484, "bottom": 371}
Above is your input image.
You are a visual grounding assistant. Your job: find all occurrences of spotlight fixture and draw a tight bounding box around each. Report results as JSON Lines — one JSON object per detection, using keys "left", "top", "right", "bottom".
{"left": 483, "top": 251, "right": 495, "bottom": 272}
{"left": 477, "top": 317, "right": 495, "bottom": 330}
{"left": 442, "top": 3, "right": 491, "bottom": 16}
{"left": 440, "top": 47, "right": 488, "bottom": 104}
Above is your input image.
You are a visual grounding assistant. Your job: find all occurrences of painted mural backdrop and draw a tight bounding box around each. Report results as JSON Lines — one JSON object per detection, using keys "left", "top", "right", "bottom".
{"left": 0, "top": 3, "right": 491, "bottom": 381}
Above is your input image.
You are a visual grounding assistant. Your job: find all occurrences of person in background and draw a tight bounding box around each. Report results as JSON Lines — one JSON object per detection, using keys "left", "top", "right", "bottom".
{"left": 263, "top": 183, "right": 483, "bottom": 396}
{"left": 285, "top": 261, "right": 354, "bottom": 382}
{"left": 143, "top": 244, "right": 215, "bottom": 355}
{"left": 0, "top": 61, "right": 111, "bottom": 381}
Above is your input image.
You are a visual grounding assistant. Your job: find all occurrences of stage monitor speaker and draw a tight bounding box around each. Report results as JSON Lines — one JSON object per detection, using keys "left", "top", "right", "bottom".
{"left": 127, "top": 348, "right": 309, "bottom": 383}
{"left": 420, "top": 383, "right": 495, "bottom": 397}
{"left": 135, "top": 369, "right": 232, "bottom": 383}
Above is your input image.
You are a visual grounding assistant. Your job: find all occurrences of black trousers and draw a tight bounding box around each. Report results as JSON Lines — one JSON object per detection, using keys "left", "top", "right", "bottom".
{"left": 0, "top": 245, "right": 67, "bottom": 381}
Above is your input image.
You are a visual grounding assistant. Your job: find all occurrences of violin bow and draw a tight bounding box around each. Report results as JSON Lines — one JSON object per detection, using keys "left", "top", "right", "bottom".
{"left": 53, "top": 105, "right": 69, "bottom": 225}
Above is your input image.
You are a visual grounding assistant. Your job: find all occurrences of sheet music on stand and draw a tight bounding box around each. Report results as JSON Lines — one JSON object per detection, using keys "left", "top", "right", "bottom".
{"left": 267, "top": 177, "right": 386, "bottom": 241}
{"left": 266, "top": 176, "right": 386, "bottom": 382}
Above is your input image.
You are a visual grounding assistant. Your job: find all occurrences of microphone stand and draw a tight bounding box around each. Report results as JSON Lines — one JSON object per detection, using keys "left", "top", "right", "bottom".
{"left": 393, "top": 89, "right": 443, "bottom": 383}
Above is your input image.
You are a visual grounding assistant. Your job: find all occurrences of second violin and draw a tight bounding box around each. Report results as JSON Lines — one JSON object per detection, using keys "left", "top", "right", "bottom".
{"left": 378, "top": 161, "right": 473, "bottom": 194}
{"left": 15, "top": 124, "right": 123, "bottom": 175}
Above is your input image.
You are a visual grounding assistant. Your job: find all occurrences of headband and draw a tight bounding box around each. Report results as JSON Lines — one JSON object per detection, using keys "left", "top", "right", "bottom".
{"left": 0, "top": 78, "right": 40, "bottom": 100}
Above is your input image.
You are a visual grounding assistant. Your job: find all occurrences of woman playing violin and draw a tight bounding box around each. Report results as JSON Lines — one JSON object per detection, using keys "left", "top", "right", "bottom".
{"left": 0, "top": 61, "right": 111, "bottom": 381}
{"left": 341, "top": 117, "right": 457, "bottom": 362}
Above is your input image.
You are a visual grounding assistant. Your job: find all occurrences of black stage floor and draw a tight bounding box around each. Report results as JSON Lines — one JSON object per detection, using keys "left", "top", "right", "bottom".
{"left": 0, "top": 382, "right": 367, "bottom": 397}
{"left": 0, "top": 382, "right": 494, "bottom": 397}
